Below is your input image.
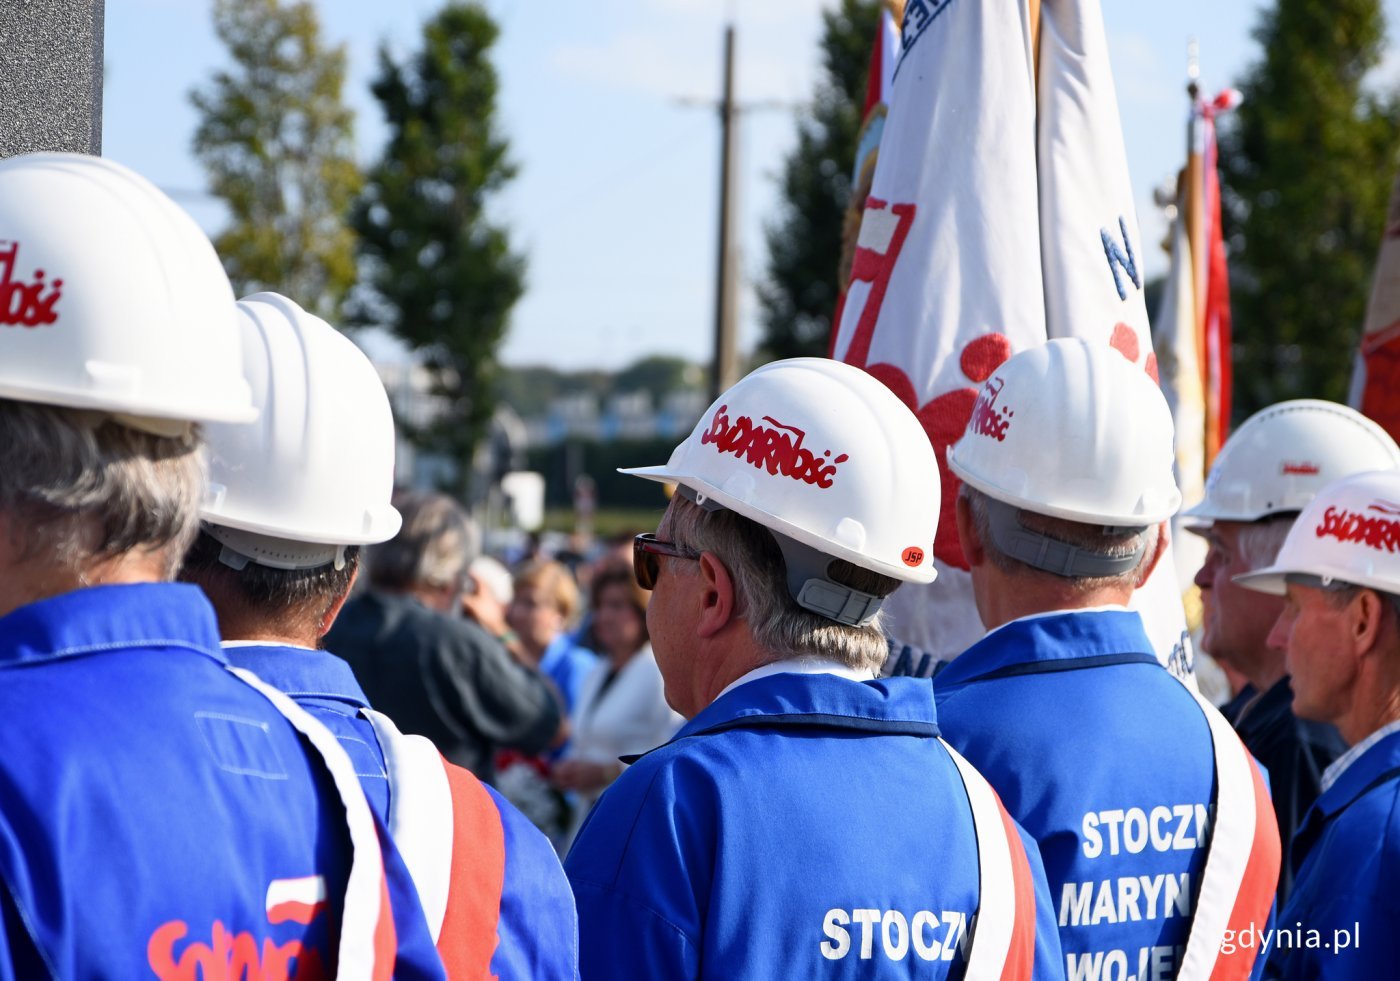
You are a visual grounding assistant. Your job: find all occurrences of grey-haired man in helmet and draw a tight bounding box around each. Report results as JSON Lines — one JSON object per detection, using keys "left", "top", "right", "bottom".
{"left": 933, "top": 339, "right": 1279, "bottom": 978}
{"left": 1235, "top": 469, "right": 1400, "bottom": 979}
{"left": 0, "top": 153, "right": 434, "bottom": 975}
{"left": 1187, "top": 400, "right": 1396, "bottom": 900}
{"left": 563, "top": 358, "right": 1063, "bottom": 981}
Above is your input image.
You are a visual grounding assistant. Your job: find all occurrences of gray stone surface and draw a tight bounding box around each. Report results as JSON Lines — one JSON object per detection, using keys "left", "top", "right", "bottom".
{"left": 0, "top": 0, "right": 104, "bottom": 158}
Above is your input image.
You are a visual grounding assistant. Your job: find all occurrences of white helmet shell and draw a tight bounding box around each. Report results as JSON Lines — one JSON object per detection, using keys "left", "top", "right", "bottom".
{"left": 201, "top": 292, "right": 402, "bottom": 549}
{"left": 1235, "top": 470, "right": 1400, "bottom": 596}
{"left": 1184, "top": 399, "right": 1400, "bottom": 524}
{"left": 947, "top": 338, "right": 1181, "bottom": 526}
{"left": 0, "top": 153, "right": 253, "bottom": 428}
{"left": 622, "top": 358, "right": 939, "bottom": 584}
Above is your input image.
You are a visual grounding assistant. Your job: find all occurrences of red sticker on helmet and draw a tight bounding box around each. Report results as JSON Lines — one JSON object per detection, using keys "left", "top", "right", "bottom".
{"left": 700, "top": 404, "right": 848, "bottom": 488}
{"left": 1282, "top": 461, "right": 1320, "bottom": 475}
{"left": 901, "top": 546, "right": 925, "bottom": 567}
{"left": 0, "top": 243, "right": 62, "bottom": 327}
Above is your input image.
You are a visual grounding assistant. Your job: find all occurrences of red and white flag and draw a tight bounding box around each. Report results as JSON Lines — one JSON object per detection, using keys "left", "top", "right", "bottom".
{"left": 1154, "top": 88, "right": 1239, "bottom": 610}
{"left": 1350, "top": 166, "right": 1400, "bottom": 440}
{"left": 833, "top": 0, "right": 1194, "bottom": 679}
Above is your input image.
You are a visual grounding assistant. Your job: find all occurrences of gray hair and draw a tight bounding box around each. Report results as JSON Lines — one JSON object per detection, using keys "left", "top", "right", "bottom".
{"left": 1234, "top": 515, "right": 1295, "bottom": 571}
{"left": 0, "top": 399, "right": 204, "bottom": 581}
{"left": 661, "top": 496, "right": 899, "bottom": 672}
{"left": 963, "top": 485, "right": 1156, "bottom": 592}
{"left": 367, "top": 490, "right": 480, "bottom": 592}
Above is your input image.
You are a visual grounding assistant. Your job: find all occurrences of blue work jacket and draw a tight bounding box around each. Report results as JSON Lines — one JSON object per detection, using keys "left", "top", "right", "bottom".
{"left": 226, "top": 642, "right": 579, "bottom": 981}
{"left": 565, "top": 670, "right": 1064, "bottom": 980}
{"left": 934, "top": 610, "right": 1263, "bottom": 981}
{"left": 1264, "top": 728, "right": 1400, "bottom": 979}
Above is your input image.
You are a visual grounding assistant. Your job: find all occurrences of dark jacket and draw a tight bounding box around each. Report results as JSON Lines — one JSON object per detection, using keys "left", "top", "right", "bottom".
{"left": 1233, "top": 677, "right": 1347, "bottom": 903}
{"left": 327, "top": 590, "right": 561, "bottom": 783}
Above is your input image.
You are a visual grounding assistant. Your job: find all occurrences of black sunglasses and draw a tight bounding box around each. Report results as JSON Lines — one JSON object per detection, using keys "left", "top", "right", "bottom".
{"left": 632, "top": 533, "right": 700, "bottom": 590}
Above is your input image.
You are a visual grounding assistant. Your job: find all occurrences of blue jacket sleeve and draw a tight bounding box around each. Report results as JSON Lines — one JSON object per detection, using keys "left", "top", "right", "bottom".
{"left": 486, "top": 786, "right": 580, "bottom": 981}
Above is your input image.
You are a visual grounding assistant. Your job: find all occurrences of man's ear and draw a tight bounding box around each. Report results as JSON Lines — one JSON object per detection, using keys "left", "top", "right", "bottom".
{"left": 1352, "top": 588, "right": 1388, "bottom": 658}
{"left": 1133, "top": 521, "right": 1171, "bottom": 589}
{"left": 695, "top": 551, "right": 738, "bottom": 639}
{"left": 319, "top": 563, "right": 360, "bottom": 640}
{"left": 955, "top": 493, "right": 985, "bottom": 569}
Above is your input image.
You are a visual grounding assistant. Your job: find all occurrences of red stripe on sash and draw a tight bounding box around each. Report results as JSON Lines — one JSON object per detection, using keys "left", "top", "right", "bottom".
{"left": 437, "top": 758, "right": 507, "bottom": 980}
{"left": 373, "top": 852, "right": 397, "bottom": 981}
{"left": 996, "top": 799, "right": 1037, "bottom": 981}
{"left": 1208, "top": 758, "right": 1281, "bottom": 981}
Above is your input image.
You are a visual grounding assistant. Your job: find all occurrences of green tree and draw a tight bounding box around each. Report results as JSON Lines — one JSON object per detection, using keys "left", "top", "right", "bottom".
{"left": 191, "top": 0, "right": 360, "bottom": 320}
{"left": 1220, "top": 0, "right": 1400, "bottom": 416}
{"left": 756, "top": 0, "right": 881, "bottom": 362}
{"left": 351, "top": 1, "right": 524, "bottom": 493}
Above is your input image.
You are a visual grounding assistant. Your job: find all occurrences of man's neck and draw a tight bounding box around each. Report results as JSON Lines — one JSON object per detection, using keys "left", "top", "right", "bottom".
{"left": 975, "top": 568, "right": 1134, "bottom": 631}
{"left": 0, "top": 550, "right": 166, "bottom": 620}
{"left": 1337, "top": 687, "right": 1400, "bottom": 747}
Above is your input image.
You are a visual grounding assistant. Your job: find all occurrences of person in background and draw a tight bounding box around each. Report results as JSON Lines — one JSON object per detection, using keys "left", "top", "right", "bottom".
{"left": 0, "top": 152, "right": 414, "bottom": 977}
{"left": 327, "top": 491, "right": 565, "bottom": 784}
{"left": 552, "top": 562, "right": 682, "bottom": 849}
{"left": 935, "top": 339, "right": 1279, "bottom": 979}
{"left": 509, "top": 559, "right": 600, "bottom": 711}
{"left": 496, "top": 559, "right": 599, "bottom": 845}
{"left": 182, "top": 292, "right": 578, "bottom": 980}
{"left": 1186, "top": 399, "right": 1398, "bottom": 899}
{"left": 1236, "top": 470, "right": 1400, "bottom": 979}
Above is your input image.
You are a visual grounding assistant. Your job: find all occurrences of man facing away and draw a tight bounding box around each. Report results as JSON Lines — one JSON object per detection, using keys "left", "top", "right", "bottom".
{"left": 0, "top": 153, "right": 429, "bottom": 977}
{"left": 181, "top": 292, "right": 578, "bottom": 980}
{"left": 1186, "top": 400, "right": 1398, "bottom": 900}
{"left": 565, "top": 358, "right": 1064, "bottom": 980}
{"left": 1236, "top": 469, "right": 1400, "bottom": 979}
{"left": 327, "top": 491, "right": 565, "bottom": 787}
{"left": 934, "top": 338, "right": 1280, "bottom": 981}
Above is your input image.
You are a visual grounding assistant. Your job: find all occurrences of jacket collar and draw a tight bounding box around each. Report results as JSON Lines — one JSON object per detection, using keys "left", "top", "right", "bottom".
{"left": 222, "top": 642, "right": 371, "bottom": 709}
{"left": 671, "top": 671, "right": 941, "bottom": 745}
{"left": 934, "top": 608, "right": 1155, "bottom": 688}
{"left": 0, "top": 582, "right": 225, "bottom": 668}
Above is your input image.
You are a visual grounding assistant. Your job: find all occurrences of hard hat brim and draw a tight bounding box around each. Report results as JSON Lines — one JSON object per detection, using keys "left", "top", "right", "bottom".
{"left": 1231, "top": 567, "right": 1289, "bottom": 596}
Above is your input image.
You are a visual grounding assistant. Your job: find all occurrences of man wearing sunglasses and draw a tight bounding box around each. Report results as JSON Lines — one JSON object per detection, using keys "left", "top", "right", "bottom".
{"left": 563, "top": 358, "right": 1062, "bottom": 981}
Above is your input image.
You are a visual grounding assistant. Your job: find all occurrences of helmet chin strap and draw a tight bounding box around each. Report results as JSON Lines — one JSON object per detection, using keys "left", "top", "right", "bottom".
{"left": 676, "top": 484, "right": 885, "bottom": 627}
{"left": 983, "top": 497, "right": 1146, "bottom": 579}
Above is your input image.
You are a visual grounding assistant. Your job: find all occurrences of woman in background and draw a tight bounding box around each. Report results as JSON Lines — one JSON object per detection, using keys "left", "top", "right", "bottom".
{"left": 508, "top": 560, "right": 599, "bottom": 712}
{"left": 552, "top": 561, "right": 682, "bottom": 850}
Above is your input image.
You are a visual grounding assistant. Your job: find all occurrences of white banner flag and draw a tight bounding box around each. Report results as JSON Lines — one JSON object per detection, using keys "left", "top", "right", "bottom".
{"left": 832, "top": 0, "right": 1044, "bottom": 666}
{"left": 835, "top": 0, "right": 1194, "bottom": 681}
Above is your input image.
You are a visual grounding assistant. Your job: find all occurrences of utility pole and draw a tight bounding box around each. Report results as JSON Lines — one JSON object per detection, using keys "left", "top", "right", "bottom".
{"left": 711, "top": 23, "right": 740, "bottom": 402}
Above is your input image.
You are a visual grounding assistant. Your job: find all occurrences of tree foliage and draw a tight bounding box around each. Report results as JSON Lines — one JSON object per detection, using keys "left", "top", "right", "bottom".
{"left": 756, "top": 0, "right": 881, "bottom": 363}
{"left": 191, "top": 0, "right": 360, "bottom": 320}
{"left": 1220, "top": 0, "right": 1400, "bottom": 416}
{"left": 350, "top": 1, "right": 524, "bottom": 493}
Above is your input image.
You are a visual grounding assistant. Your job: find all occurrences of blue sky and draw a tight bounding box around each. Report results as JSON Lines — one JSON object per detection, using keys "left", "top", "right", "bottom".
{"left": 103, "top": 0, "right": 1400, "bottom": 370}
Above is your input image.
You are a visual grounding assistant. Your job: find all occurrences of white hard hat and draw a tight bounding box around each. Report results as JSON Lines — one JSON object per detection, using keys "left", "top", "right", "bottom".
{"left": 622, "top": 358, "right": 939, "bottom": 623}
{"left": 0, "top": 153, "right": 254, "bottom": 432}
{"left": 1235, "top": 470, "right": 1400, "bottom": 597}
{"left": 1184, "top": 400, "right": 1400, "bottom": 524}
{"left": 200, "top": 293, "right": 402, "bottom": 569}
{"left": 947, "top": 338, "right": 1181, "bottom": 526}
